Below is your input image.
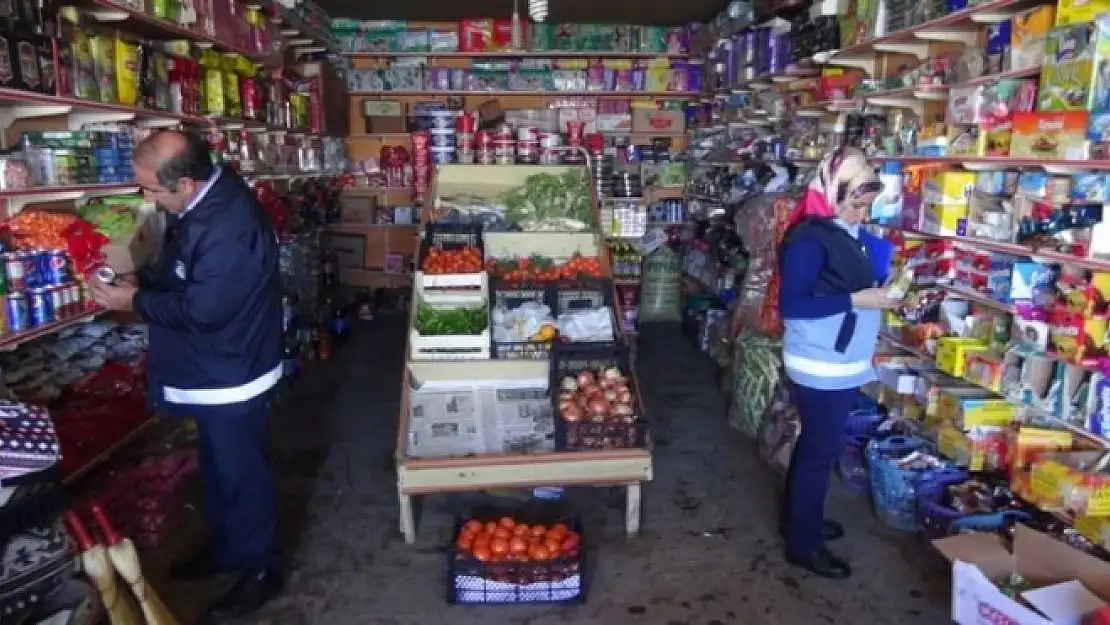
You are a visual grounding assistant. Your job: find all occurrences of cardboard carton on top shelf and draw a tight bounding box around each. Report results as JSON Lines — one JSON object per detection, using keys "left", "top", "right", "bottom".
{"left": 103, "top": 210, "right": 165, "bottom": 274}
{"left": 934, "top": 526, "right": 1110, "bottom": 625}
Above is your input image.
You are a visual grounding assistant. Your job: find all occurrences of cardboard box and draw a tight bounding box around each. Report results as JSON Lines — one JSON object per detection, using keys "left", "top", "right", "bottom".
{"left": 934, "top": 526, "right": 1110, "bottom": 625}
{"left": 340, "top": 195, "right": 376, "bottom": 224}
{"left": 631, "top": 109, "right": 684, "bottom": 135}
{"left": 405, "top": 360, "right": 554, "bottom": 457}
{"left": 363, "top": 98, "right": 405, "bottom": 134}
{"left": 322, "top": 232, "right": 367, "bottom": 271}
{"left": 102, "top": 211, "right": 166, "bottom": 274}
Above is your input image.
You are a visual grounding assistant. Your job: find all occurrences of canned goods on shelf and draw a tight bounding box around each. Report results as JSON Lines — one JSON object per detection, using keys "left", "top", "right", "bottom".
{"left": 2, "top": 252, "right": 24, "bottom": 291}
{"left": 476, "top": 148, "right": 495, "bottom": 165}
{"left": 517, "top": 126, "right": 538, "bottom": 142}
{"left": 6, "top": 291, "right": 28, "bottom": 333}
{"left": 494, "top": 153, "right": 514, "bottom": 165}
{"left": 457, "top": 150, "right": 475, "bottom": 164}
{"left": 475, "top": 130, "right": 493, "bottom": 147}
{"left": 28, "top": 287, "right": 53, "bottom": 326}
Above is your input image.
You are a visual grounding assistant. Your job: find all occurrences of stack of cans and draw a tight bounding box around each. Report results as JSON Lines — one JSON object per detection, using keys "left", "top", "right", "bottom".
{"left": 0, "top": 249, "right": 84, "bottom": 334}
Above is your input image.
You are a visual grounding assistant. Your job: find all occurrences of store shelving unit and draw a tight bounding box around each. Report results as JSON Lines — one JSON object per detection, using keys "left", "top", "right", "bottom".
{"left": 395, "top": 164, "right": 652, "bottom": 544}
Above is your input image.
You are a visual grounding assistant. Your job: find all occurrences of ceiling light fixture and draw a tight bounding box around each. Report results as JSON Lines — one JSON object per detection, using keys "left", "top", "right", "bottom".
{"left": 528, "top": 0, "right": 548, "bottom": 22}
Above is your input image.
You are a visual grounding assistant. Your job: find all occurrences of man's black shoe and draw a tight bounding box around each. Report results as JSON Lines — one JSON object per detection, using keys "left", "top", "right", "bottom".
{"left": 170, "top": 551, "right": 231, "bottom": 581}
{"left": 205, "top": 566, "right": 283, "bottom": 620}
{"left": 778, "top": 519, "right": 845, "bottom": 542}
{"left": 784, "top": 547, "right": 852, "bottom": 579}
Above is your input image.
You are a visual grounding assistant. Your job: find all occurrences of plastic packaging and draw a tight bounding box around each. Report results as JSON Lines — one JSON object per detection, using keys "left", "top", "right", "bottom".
{"left": 637, "top": 246, "right": 681, "bottom": 322}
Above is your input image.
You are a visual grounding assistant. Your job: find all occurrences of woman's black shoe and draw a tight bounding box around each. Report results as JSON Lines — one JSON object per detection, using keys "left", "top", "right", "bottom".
{"left": 778, "top": 519, "right": 845, "bottom": 541}
{"left": 784, "top": 547, "right": 852, "bottom": 579}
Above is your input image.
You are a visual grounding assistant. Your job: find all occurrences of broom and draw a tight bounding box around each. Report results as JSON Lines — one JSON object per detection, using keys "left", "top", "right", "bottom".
{"left": 89, "top": 502, "right": 181, "bottom": 625}
{"left": 64, "top": 510, "right": 143, "bottom": 625}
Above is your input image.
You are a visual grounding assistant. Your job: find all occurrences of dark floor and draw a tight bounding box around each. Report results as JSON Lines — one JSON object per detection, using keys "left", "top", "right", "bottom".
{"left": 158, "top": 317, "right": 952, "bottom": 624}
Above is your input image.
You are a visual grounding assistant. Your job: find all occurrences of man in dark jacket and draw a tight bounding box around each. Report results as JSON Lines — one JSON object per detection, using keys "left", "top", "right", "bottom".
{"left": 88, "top": 130, "right": 283, "bottom": 619}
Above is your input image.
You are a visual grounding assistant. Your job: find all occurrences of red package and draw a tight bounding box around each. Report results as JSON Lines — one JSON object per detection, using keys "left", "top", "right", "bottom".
{"left": 458, "top": 19, "right": 494, "bottom": 52}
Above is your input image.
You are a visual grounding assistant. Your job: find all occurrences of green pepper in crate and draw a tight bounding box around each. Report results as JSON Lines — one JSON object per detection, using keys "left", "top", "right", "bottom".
{"left": 414, "top": 300, "right": 488, "bottom": 336}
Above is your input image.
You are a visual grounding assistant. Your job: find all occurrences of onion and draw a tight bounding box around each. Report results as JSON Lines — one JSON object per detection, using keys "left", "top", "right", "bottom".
{"left": 599, "top": 377, "right": 617, "bottom": 390}
{"left": 559, "top": 400, "right": 576, "bottom": 414}
{"left": 602, "top": 367, "right": 624, "bottom": 382}
{"left": 561, "top": 376, "right": 578, "bottom": 392}
{"left": 587, "top": 398, "right": 610, "bottom": 417}
{"left": 604, "top": 390, "right": 617, "bottom": 402}
{"left": 583, "top": 384, "right": 603, "bottom": 399}
{"left": 562, "top": 404, "right": 585, "bottom": 422}
{"left": 558, "top": 391, "right": 575, "bottom": 403}
{"left": 612, "top": 403, "right": 634, "bottom": 417}
{"left": 615, "top": 388, "right": 633, "bottom": 404}
{"left": 576, "top": 371, "right": 596, "bottom": 388}
{"left": 575, "top": 394, "right": 588, "bottom": 408}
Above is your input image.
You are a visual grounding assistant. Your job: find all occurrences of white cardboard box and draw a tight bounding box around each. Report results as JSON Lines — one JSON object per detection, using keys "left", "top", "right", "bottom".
{"left": 405, "top": 361, "right": 553, "bottom": 458}
{"left": 934, "top": 526, "right": 1110, "bottom": 625}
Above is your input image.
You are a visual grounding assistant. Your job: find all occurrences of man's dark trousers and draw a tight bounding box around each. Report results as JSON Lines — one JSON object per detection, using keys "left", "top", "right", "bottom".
{"left": 193, "top": 393, "right": 279, "bottom": 570}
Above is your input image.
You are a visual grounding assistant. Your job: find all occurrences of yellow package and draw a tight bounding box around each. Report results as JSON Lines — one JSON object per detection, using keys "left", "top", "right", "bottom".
{"left": 199, "top": 49, "right": 224, "bottom": 116}
{"left": 89, "top": 36, "right": 117, "bottom": 104}
{"left": 222, "top": 54, "right": 241, "bottom": 118}
{"left": 114, "top": 37, "right": 140, "bottom": 106}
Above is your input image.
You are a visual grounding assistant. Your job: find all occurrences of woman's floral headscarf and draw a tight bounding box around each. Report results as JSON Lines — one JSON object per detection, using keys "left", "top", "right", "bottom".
{"left": 787, "top": 147, "right": 881, "bottom": 228}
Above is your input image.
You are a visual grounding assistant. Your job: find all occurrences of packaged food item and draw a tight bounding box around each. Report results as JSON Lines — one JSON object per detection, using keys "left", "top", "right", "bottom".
{"left": 89, "top": 36, "right": 117, "bottom": 104}
{"left": 199, "top": 49, "right": 224, "bottom": 115}
{"left": 69, "top": 31, "right": 97, "bottom": 100}
{"left": 222, "top": 53, "right": 241, "bottom": 118}
{"left": 1012, "top": 6, "right": 1055, "bottom": 70}
{"left": 114, "top": 36, "right": 140, "bottom": 106}
{"left": 0, "top": 156, "right": 31, "bottom": 189}
{"left": 1010, "top": 111, "right": 1089, "bottom": 159}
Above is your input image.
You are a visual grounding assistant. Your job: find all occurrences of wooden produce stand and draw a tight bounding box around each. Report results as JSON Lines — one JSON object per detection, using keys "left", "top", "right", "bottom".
{"left": 396, "top": 164, "right": 652, "bottom": 544}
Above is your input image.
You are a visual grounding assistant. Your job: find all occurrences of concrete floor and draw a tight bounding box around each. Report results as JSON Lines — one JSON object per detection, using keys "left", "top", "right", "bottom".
{"left": 159, "top": 316, "right": 952, "bottom": 624}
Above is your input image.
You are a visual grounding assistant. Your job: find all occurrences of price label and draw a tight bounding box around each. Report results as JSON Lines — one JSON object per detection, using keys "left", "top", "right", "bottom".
{"left": 637, "top": 228, "right": 667, "bottom": 255}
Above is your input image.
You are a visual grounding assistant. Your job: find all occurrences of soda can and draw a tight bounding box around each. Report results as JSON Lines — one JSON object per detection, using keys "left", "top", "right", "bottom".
{"left": 28, "top": 287, "right": 52, "bottom": 326}
{"left": 64, "top": 284, "right": 77, "bottom": 316}
{"left": 47, "top": 286, "right": 64, "bottom": 318}
{"left": 3, "top": 252, "right": 24, "bottom": 290}
{"left": 6, "top": 292, "right": 28, "bottom": 332}
{"left": 21, "top": 251, "right": 40, "bottom": 289}
{"left": 40, "top": 250, "right": 67, "bottom": 285}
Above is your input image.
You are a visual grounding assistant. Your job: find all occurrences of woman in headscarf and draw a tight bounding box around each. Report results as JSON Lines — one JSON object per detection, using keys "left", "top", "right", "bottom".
{"left": 777, "top": 147, "right": 900, "bottom": 579}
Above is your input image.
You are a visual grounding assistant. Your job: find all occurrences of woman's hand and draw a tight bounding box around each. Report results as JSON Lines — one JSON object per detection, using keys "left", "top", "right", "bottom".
{"left": 851, "top": 287, "right": 901, "bottom": 310}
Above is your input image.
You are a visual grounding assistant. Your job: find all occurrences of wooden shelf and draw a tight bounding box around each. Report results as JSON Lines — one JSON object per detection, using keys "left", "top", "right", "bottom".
{"left": 350, "top": 90, "right": 701, "bottom": 98}
{"left": 82, "top": 0, "right": 269, "bottom": 60}
{"left": 343, "top": 50, "right": 691, "bottom": 59}
{"left": 61, "top": 417, "right": 158, "bottom": 485}
{"left": 0, "top": 310, "right": 104, "bottom": 353}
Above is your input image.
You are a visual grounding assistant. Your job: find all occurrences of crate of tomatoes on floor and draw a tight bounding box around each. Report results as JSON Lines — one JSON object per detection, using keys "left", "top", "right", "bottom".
{"left": 449, "top": 514, "right": 585, "bottom": 605}
{"left": 551, "top": 343, "right": 647, "bottom": 450}
{"left": 418, "top": 223, "right": 485, "bottom": 291}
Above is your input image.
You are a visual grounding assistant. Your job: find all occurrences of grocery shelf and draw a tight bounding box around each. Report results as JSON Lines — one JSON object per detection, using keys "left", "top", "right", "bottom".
{"left": 60, "top": 417, "right": 158, "bottom": 485}
{"left": 879, "top": 333, "right": 1110, "bottom": 449}
{"left": 342, "top": 50, "right": 691, "bottom": 59}
{"left": 879, "top": 225, "right": 1110, "bottom": 272}
{"left": 0, "top": 311, "right": 104, "bottom": 353}
{"left": 613, "top": 277, "right": 641, "bottom": 286}
{"left": 0, "top": 183, "right": 136, "bottom": 200}
{"left": 350, "top": 90, "right": 702, "bottom": 98}
{"left": 276, "top": 9, "right": 340, "bottom": 54}
{"left": 817, "top": 0, "right": 1032, "bottom": 65}
{"left": 954, "top": 65, "right": 1042, "bottom": 88}
{"left": 83, "top": 0, "right": 269, "bottom": 60}
{"left": 0, "top": 85, "right": 282, "bottom": 132}
{"left": 940, "top": 284, "right": 1016, "bottom": 313}
{"left": 870, "top": 155, "right": 1110, "bottom": 173}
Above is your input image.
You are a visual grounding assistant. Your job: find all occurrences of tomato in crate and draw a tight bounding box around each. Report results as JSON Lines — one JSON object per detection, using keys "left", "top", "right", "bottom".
{"left": 448, "top": 513, "right": 586, "bottom": 605}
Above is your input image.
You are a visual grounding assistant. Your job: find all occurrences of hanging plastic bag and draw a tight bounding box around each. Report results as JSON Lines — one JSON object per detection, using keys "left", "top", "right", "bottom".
{"left": 727, "top": 329, "right": 782, "bottom": 437}
{"left": 758, "top": 380, "right": 801, "bottom": 476}
{"left": 639, "top": 246, "right": 682, "bottom": 322}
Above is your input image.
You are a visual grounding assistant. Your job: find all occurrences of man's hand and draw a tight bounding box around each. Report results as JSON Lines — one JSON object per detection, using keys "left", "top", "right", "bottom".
{"left": 88, "top": 279, "right": 137, "bottom": 311}
{"left": 116, "top": 273, "right": 138, "bottom": 287}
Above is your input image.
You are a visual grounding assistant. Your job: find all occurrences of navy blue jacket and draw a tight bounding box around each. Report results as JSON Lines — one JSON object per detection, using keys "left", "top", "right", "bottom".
{"left": 133, "top": 167, "right": 282, "bottom": 413}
